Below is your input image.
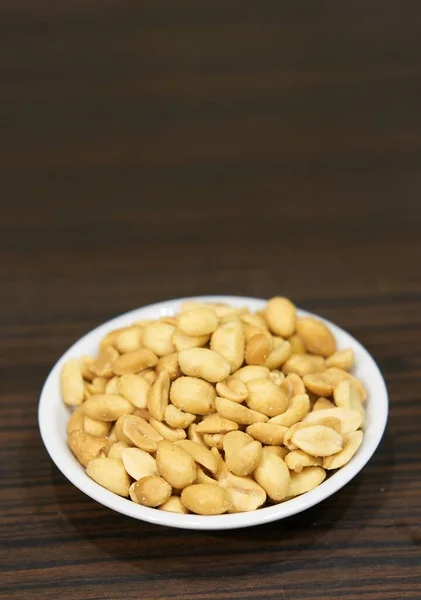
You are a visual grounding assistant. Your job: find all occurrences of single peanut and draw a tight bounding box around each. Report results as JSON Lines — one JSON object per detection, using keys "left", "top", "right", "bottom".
{"left": 326, "top": 348, "right": 354, "bottom": 370}
{"left": 83, "top": 416, "right": 111, "bottom": 438}
{"left": 203, "top": 433, "right": 225, "bottom": 449}
{"left": 219, "top": 472, "right": 266, "bottom": 512}
{"left": 245, "top": 378, "right": 288, "bottom": 417}
{"left": 114, "top": 326, "right": 143, "bottom": 353}
{"left": 245, "top": 333, "right": 273, "bottom": 366}
{"left": 156, "top": 352, "right": 182, "bottom": 380}
{"left": 148, "top": 370, "right": 170, "bottom": 421}
{"left": 302, "top": 407, "right": 363, "bottom": 435}
{"left": 159, "top": 495, "right": 189, "bottom": 514}
{"left": 181, "top": 484, "right": 230, "bottom": 515}
{"left": 178, "top": 307, "right": 219, "bottom": 336}
{"left": 172, "top": 328, "right": 210, "bottom": 351}
{"left": 282, "top": 354, "right": 325, "bottom": 377}
{"left": 134, "top": 476, "right": 172, "bottom": 507}
{"left": 233, "top": 365, "right": 270, "bottom": 383}
{"left": 196, "top": 413, "right": 239, "bottom": 434}
{"left": 253, "top": 447, "right": 290, "bottom": 501}
{"left": 164, "top": 404, "right": 196, "bottom": 429}
{"left": 288, "top": 334, "right": 306, "bottom": 355}
{"left": 296, "top": 318, "right": 336, "bottom": 357}
{"left": 265, "top": 297, "right": 296, "bottom": 337}
{"left": 287, "top": 466, "right": 326, "bottom": 498}
{"left": 142, "top": 322, "right": 176, "bottom": 357}
{"left": 118, "top": 374, "right": 150, "bottom": 409}
{"left": 170, "top": 376, "right": 216, "bottom": 415}
{"left": 285, "top": 449, "right": 323, "bottom": 473}
{"left": 246, "top": 422, "right": 288, "bottom": 445}
{"left": 91, "top": 346, "right": 119, "bottom": 378}
{"left": 313, "top": 397, "right": 335, "bottom": 411}
{"left": 269, "top": 393, "right": 310, "bottom": 427}
{"left": 86, "top": 457, "right": 130, "bottom": 497}
{"left": 291, "top": 424, "right": 343, "bottom": 457}
{"left": 83, "top": 394, "right": 134, "bottom": 421}
{"left": 175, "top": 439, "right": 218, "bottom": 474}
{"left": 323, "top": 430, "right": 363, "bottom": 469}
{"left": 156, "top": 440, "right": 197, "bottom": 489}
{"left": 223, "top": 431, "right": 263, "bottom": 477}
{"left": 149, "top": 417, "right": 186, "bottom": 442}
{"left": 265, "top": 340, "right": 292, "bottom": 370}
{"left": 113, "top": 349, "right": 158, "bottom": 375}
{"left": 215, "top": 396, "right": 268, "bottom": 425}
{"left": 61, "top": 359, "right": 85, "bottom": 406}
{"left": 178, "top": 348, "right": 231, "bottom": 383}
{"left": 68, "top": 430, "right": 108, "bottom": 467}
{"left": 210, "top": 320, "right": 245, "bottom": 373}
{"left": 216, "top": 376, "right": 248, "bottom": 403}
{"left": 120, "top": 447, "right": 158, "bottom": 480}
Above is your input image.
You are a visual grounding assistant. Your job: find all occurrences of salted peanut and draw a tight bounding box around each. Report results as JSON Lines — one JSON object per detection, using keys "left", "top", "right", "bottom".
{"left": 233, "top": 365, "right": 270, "bottom": 383}
{"left": 129, "top": 482, "right": 140, "bottom": 503}
{"left": 323, "top": 430, "right": 363, "bottom": 469}
{"left": 210, "top": 321, "right": 245, "bottom": 373}
{"left": 134, "top": 319, "right": 153, "bottom": 327}
{"left": 326, "top": 348, "right": 354, "bottom": 370}
{"left": 164, "top": 404, "right": 196, "bottom": 429}
{"left": 287, "top": 466, "right": 326, "bottom": 498}
{"left": 203, "top": 434, "right": 224, "bottom": 450}
{"left": 253, "top": 447, "right": 290, "bottom": 501}
{"left": 223, "top": 431, "right": 263, "bottom": 477}
{"left": 138, "top": 368, "right": 158, "bottom": 385}
{"left": 282, "top": 354, "right": 325, "bottom": 377}
{"left": 281, "top": 373, "right": 306, "bottom": 399}
{"left": 81, "top": 356, "right": 95, "bottom": 381}
{"left": 91, "top": 346, "right": 119, "bottom": 378}
{"left": 285, "top": 449, "right": 323, "bottom": 473}
{"left": 114, "top": 326, "right": 143, "bottom": 354}
{"left": 61, "top": 359, "right": 85, "bottom": 406}
{"left": 175, "top": 439, "right": 218, "bottom": 473}
{"left": 245, "top": 332, "right": 273, "bottom": 366}
{"left": 243, "top": 324, "right": 266, "bottom": 342}
{"left": 178, "top": 307, "right": 219, "bottom": 337}
{"left": 159, "top": 495, "right": 189, "bottom": 514}
{"left": 68, "top": 430, "right": 108, "bottom": 467}
{"left": 120, "top": 447, "right": 158, "bottom": 480}
{"left": 210, "top": 304, "right": 248, "bottom": 318}
{"left": 296, "top": 318, "right": 336, "bottom": 357}
{"left": 196, "top": 465, "right": 218, "bottom": 485}
{"left": 246, "top": 378, "right": 288, "bottom": 417}
{"left": 291, "top": 425, "right": 343, "bottom": 457}
{"left": 246, "top": 422, "right": 287, "bottom": 445}
{"left": 210, "top": 447, "right": 229, "bottom": 480}
{"left": 83, "top": 394, "right": 134, "bottom": 421}
{"left": 156, "top": 352, "right": 182, "bottom": 381}
{"left": 83, "top": 416, "right": 111, "bottom": 437}
{"left": 265, "top": 297, "right": 296, "bottom": 337}
{"left": 118, "top": 373, "right": 150, "bottom": 409}
{"left": 265, "top": 340, "right": 292, "bottom": 370}
{"left": 170, "top": 376, "right": 216, "bottom": 415}
{"left": 134, "top": 476, "right": 172, "bottom": 507}
{"left": 268, "top": 369, "right": 285, "bottom": 386}
{"left": 303, "top": 372, "right": 335, "bottom": 396}
{"left": 269, "top": 393, "right": 310, "bottom": 427}
{"left": 108, "top": 424, "right": 118, "bottom": 444}
{"left": 302, "top": 407, "right": 363, "bottom": 435}
{"left": 187, "top": 423, "right": 207, "bottom": 447}
{"left": 149, "top": 417, "right": 186, "bottom": 442}
{"left": 315, "top": 416, "right": 342, "bottom": 432}
{"left": 156, "top": 440, "right": 197, "bottom": 489}
{"left": 113, "top": 349, "right": 158, "bottom": 375}
{"left": 172, "top": 328, "right": 210, "bottom": 351}
{"left": 178, "top": 348, "right": 231, "bottom": 383}
{"left": 264, "top": 446, "right": 288, "bottom": 459}
{"left": 108, "top": 441, "right": 130, "bottom": 459}
{"left": 85, "top": 378, "right": 107, "bottom": 397}
{"left": 86, "top": 457, "right": 130, "bottom": 496}
{"left": 219, "top": 472, "right": 266, "bottom": 512}
{"left": 323, "top": 367, "right": 367, "bottom": 401}
{"left": 216, "top": 396, "right": 268, "bottom": 425}
{"left": 283, "top": 421, "right": 314, "bottom": 451}
{"left": 159, "top": 316, "right": 178, "bottom": 326}
{"left": 100, "top": 327, "right": 126, "bottom": 351}
{"left": 142, "top": 322, "right": 176, "bottom": 357}
{"left": 67, "top": 406, "right": 85, "bottom": 433}
{"left": 216, "top": 377, "right": 248, "bottom": 403}
{"left": 105, "top": 376, "right": 119, "bottom": 395}
{"left": 241, "top": 313, "right": 268, "bottom": 330}
{"left": 288, "top": 334, "right": 306, "bottom": 355}
{"left": 133, "top": 407, "right": 151, "bottom": 420}
{"left": 313, "top": 397, "right": 335, "bottom": 411}
{"left": 181, "top": 484, "right": 230, "bottom": 515}
{"left": 147, "top": 371, "right": 170, "bottom": 421}
{"left": 115, "top": 414, "right": 162, "bottom": 452}
{"left": 196, "top": 413, "right": 238, "bottom": 434}
{"left": 333, "top": 380, "right": 364, "bottom": 416}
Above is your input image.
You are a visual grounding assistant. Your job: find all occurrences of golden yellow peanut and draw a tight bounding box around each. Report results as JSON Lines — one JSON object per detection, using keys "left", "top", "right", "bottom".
{"left": 83, "top": 394, "right": 134, "bottom": 421}
{"left": 253, "top": 447, "right": 290, "bottom": 501}
{"left": 296, "top": 318, "right": 336, "bottom": 357}
{"left": 333, "top": 380, "right": 364, "bottom": 416}
{"left": 159, "top": 495, "right": 189, "bottom": 514}
{"left": 118, "top": 374, "right": 150, "bottom": 409}
{"left": 302, "top": 407, "right": 363, "bottom": 435}
{"left": 245, "top": 333, "right": 273, "bottom": 366}
{"left": 86, "top": 457, "right": 131, "bottom": 497}
{"left": 203, "top": 433, "right": 224, "bottom": 449}
{"left": 175, "top": 440, "right": 218, "bottom": 473}
{"left": 108, "top": 442, "right": 130, "bottom": 459}
{"left": 303, "top": 372, "right": 335, "bottom": 396}
{"left": 68, "top": 430, "right": 108, "bottom": 467}
{"left": 288, "top": 334, "right": 306, "bottom": 355}
{"left": 172, "top": 328, "right": 210, "bottom": 351}
{"left": 211, "top": 447, "right": 229, "bottom": 480}
{"left": 216, "top": 377, "right": 248, "bottom": 403}
{"left": 138, "top": 368, "right": 158, "bottom": 385}
{"left": 120, "top": 447, "right": 158, "bottom": 480}
{"left": 196, "top": 465, "right": 218, "bottom": 485}
{"left": 282, "top": 354, "right": 325, "bottom": 377}
{"left": 233, "top": 365, "right": 270, "bottom": 383}
{"left": 187, "top": 423, "right": 207, "bottom": 447}
{"left": 265, "top": 297, "right": 296, "bottom": 337}
{"left": 105, "top": 376, "right": 120, "bottom": 394}
{"left": 323, "top": 430, "right": 363, "bottom": 469}
{"left": 134, "top": 476, "right": 172, "bottom": 507}
{"left": 326, "top": 348, "right": 354, "bottom": 370}
{"left": 91, "top": 346, "right": 119, "bottom": 378}
{"left": 283, "top": 422, "right": 312, "bottom": 451}
{"left": 147, "top": 371, "right": 170, "bottom": 421}
{"left": 159, "top": 316, "right": 178, "bottom": 326}
{"left": 269, "top": 393, "right": 310, "bottom": 427}
{"left": 164, "top": 404, "right": 196, "bottom": 429}
{"left": 215, "top": 396, "right": 268, "bottom": 425}
{"left": 142, "top": 322, "right": 175, "bottom": 357}
{"left": 115, "top": 414, "right": 162, "bottom": 452}
{"left": 156, "top": 352, "right": 182, "bottom": 380}
{"left": 223, "top": 431, "right": 263, "bottom": 477}
{"left": 81, "top": 356, "right": 95, "bottom": 381}
{"left": 170, "top": 376, "right": 216, "bottom": 415}
{"left": 243, "top": 324, "right": 265, "bottom": 342}
{"left": 281, "top": 373, "right": 306, "bottom": 399}
{"left": 241, "top": 313, "right": 268, "bottom": 330}
{"left": 264, "top": 446, "right": 289, "bottom": 459}
{"left": 113, "top": 349, "right": 158, "bottom": 375}
{"left": 99, "top": 328, "right": 124, "bottom": 350}
{"left": 129, "top": 482, "right": 140, "bottom": 503}
{"left": 61, "top": 359, "right": 85, "bottom": 406}
{"left": 210, "top": 320, "right": 245, "bottom": 373}
{"left": 313, "top": 397, "right": 335, "bottom": 411}
{"left": 83, "top": 416, "right": 111, "bottom": 437}
{"left": 265, "top": 340, "right": 292, "bottom": 370}
{"left": 66, "top": 405, "right": 85, "bottom": 433}
{"left": 245, "top": 378, "right": 288, "bottom": 417}
{"left": 285, "top": 450, "right": 323, "bottom": 473}
{"left": 246, "top": 422, "right": 288, "bottom": 445}
{"left": 178, "top": 348, "right": 231, "bottom": 383}
{"left": 323, "top": 367, "right": 367, "bottom": 401}
{"left": 114, "top": 326, "right": 143, "bottom": 354}
{"left": 178, "top": 307, "right": 219, "bottom": 337}
{"left": 156, "top": 440, "right": 197, "bottom": 489}
{"left": 149, "top": 417, "right": 186, "bottom": 442}
{"left": 107, "top": 424, "right": 118, "bottom": 444}
{"left": 181, "top": 484, "right": 230, "bottom": 515}
{"left": 196, "top": 413, "right": 238, "bottom": 434}
{"left": 219, "top": 472, "right": 266, "bottom": 512}
{"left": 133, "top": 407, "right": 151, "bottom": 420}
{"left": 287, "top": 466, "right": 326, "bottom": 498}
{"left": 87, "top": 377, "right": 107, "bottom": 395}
{"left": 291, "top": 425, "right": 343, "bottom": 457}
{"left": 268, "top": 369, "right": 285, "bottom": 386}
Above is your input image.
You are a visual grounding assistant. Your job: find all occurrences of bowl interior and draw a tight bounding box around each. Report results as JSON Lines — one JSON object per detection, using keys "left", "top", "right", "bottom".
{"left": 39, "top": 295, "right": 388, "bottom": 530}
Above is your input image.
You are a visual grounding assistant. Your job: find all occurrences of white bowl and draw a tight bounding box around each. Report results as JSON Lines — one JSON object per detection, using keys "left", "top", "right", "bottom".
{"left": 39, "top": 296, "right": 388, "bottom": 530}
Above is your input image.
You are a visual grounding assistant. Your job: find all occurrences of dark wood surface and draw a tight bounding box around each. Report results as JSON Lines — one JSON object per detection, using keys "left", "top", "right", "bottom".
{"left": 1, "top": 1, "right": 421, "bottom": 599}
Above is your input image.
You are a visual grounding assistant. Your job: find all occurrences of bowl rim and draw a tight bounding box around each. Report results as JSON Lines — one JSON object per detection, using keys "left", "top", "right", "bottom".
{"left": 39, "top": 295, "right": 388, "bottom": 530}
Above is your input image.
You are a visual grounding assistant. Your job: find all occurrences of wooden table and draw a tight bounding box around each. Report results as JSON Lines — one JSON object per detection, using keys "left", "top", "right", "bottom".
{"left": 1, "top": 2, "right": 421, "bottom": 599}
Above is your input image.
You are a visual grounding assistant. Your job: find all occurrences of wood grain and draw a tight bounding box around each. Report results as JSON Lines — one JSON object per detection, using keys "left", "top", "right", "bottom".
{"left": 1, "top": 1, "right": 421, "bottom": 598}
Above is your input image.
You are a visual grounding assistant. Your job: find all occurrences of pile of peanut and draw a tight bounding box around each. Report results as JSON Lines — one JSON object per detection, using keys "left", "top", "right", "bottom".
{"left": 62, "top": 297, "right": 366, "bottom": 515}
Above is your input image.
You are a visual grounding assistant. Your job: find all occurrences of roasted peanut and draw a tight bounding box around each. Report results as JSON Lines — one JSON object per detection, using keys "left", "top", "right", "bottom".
{"left": 187, "top": 423, "right": 207, "bottom": 447}
{"left": 196, "top": 413, "right": 238, "bottom": 434}
{"left": 323, "top": 367, "right": 367, "bottom": 401}
{"left": 282, "top": 354, "right": 325, "bottom": 377}
{"left": 223, "top": 431, "right": 263, "bottom": 477}
{"left": 265, "top": 297, "right": 296, "bottom": 337}
{"left": 203, "top": 433, "right": 225, "bottom": 449}
{"left": 138, "top": 368, "right": 158, "bottom": 385}
{"left": 170, "top": 376, "right": 216, "bottom": 415}
{"left": 156, "top": 440, "right": 197, "bottom": 489}
{"left": 296, "top": 318, "right": 336, "bottom": 357}
{"left": 68, "top": 430, "right": 108, "bottom": 467}
{"left": 105, "top": 376, "right": 120, "bottom": 395}
{"left": 83, "top": 394, "right": 134, "bottom": 421}
{"left": 178, "top": 307, "right": 219, "bottom": 336}
{"left": 86, "top": 457, "right": 130, "bottom": 497}
{"left": 61, "top": 359, "right": 85, "bottom": 406}
{"left": 264, "top": 446, "right": 289, "bottom": 459}
{"left": 175, "top": 439, "right": 218, "bottom": 473}
{"left": 142, "top": 322, "right": 175, "bottom": 356}
{"left": 323, "top": 430, "right": 363, "bottom": 469}
{"left": 148, "top": 371, "right": 170, "bottom": 421}
{"left": 269, "top": 393, "right": 310, "bottom": 427}
{"left": 245, "top": 333, "right": 273, "bottom": 366}
{"left": 114, "top": 326, "right": 143, "bottom": 354}
{"left": 291, "top": 424, "right": 343, "bottom": 457}
{"left": 149, "top": 417, "right": 186, "bottom": 442}
{"left": 159, "top": 495, "right": 189, "bottom": 514}
{"left": 303, "top": 372, "right": 335, "bottom": 396}
{"left": 99, "top": 328, "right": 124, "bottom": 350}
{"left": 91, "top": 346, "right": 119, "bottom": 378}
{"left": 181, "top": 484, "right": 230, "bottom": 515}
{"left": 313, "top": 397, "right": 335, "bottom": 411}
{"left": 81, "top": 356, "right": 95, "bottom": 381}
{"left": 113, "top": 349, "right": 158, "bottom": 375}
{"left": 333, "top": 380, "right": 364, "bottom": 416}
{"left": 216, "top": 376, "right": 248, "bottom": 403}
{"left": 288, "top": 334, "right": 306, "bottom": 355}
{"left": 118, "top": 374, "right": 150, "bottom": 408}
{"left": 156, "top": 352, "right": 182, "bottom": 380}
{"left": 108, "top": 441, "right": 130, "bottom": 459}
{"left": 265, "top": 340, "right": 292, "bottom": 370}
{"left": 281, "top": 373, "right": 306, "bottom": 399}
{"left": 121, "top": 447, "right": 158, "bottom": 480}
{"left": 215, "top": 396, "right": 268, "bottom": 425}
{"left": 164, "top": 404, "right": 196, "bottom": 429}
{"left": 246, "top": 422, "right": 287, "bottom": 445}
{"left": 219, "top": 472, "right": 266, "bottom": 512}
{"left": 285, "top": 449, "right": 323, "bottom": 473}
{"left": 172, "top": 328, "right": 210, "bottom": 351}
{"left": 233, "top": 365, "right": 270, "bottom": 383}
{"left": 246, "top": 378, "right": 288, "bottom": 417}
{"left": 178, "top": 348, "right": 231, "bottom": 383}
{"left": 287, "top": 466, "right": 326, "bottom": 498}
{"left": 134, "top": 476, "right": 172, "bottom": 507}
{"left": 302, "top": 407, "right": 363, "bottom": 435}
{"left": 115, "top": 414, "right": 162, "bottom": 452}
{"left": 66, "top": 405, "right": 85, "bottom": 433}
{"left": 253, "top": 447, "right": 290, "bottom": 501}
{"left": 83, "top": 416, "right": 111, "bottom": 437}
{"left": 268, "top": 369, "right": 285, "bottom": 386}
{"left": 210, "top": 321, "right": 245, "bottom": 373}
{"left": 326, "top": 348, "right": 354, "bottom": 370}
